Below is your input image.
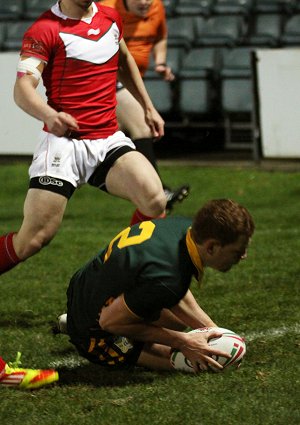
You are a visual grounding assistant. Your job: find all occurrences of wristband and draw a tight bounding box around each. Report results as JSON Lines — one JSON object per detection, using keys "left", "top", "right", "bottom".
{"left": 155, "top": 63, "right": 167, "bottom": 67}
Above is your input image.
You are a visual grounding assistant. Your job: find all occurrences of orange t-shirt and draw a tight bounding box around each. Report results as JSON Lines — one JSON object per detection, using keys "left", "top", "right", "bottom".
{"left": 100, "top": 0, "right": 167, "bottom": 76}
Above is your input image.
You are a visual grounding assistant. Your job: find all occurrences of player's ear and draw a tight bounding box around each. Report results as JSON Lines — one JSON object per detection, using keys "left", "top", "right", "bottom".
{"left": 205, "top": 239, "right": 221, "bottom": 256}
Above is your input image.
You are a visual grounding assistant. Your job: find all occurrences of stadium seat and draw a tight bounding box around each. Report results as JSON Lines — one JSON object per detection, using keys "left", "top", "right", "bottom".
{"left": 166, "top": 46, "right": 184, "bottom": 76}
{"left": 179, "top": 78, "right": 214, "bottom": 115}
{"left": 220, "top": 46, "right": 253, "bottom": 75}
{"left": 144, "top": 78, "right": 173, "bottom": 115}
{"left": 212, "top": 0, "right": 254, "bottom": 15}
{"left": 252, "top": 0, "right": 295, "bottom": 13}
{"left": 167, "top": 16, "right": 195, "bottom": 49}
{"left": 291, "top": 0, "right": 300, "bottom": 12}
{"left": 0, "top": 0, "right": 24, "bottom": 20}
{"left": 193, "top": 15, "right": 248, "bottom": 47}
{"left": 146, "top": 46, "right": 183, "bottom": 77}
{"left": 220, "top": 47, "right": 254, "bottom": 149}
{"left": 23, "top": 0, "right": 54, "bottom": 19}
{"left": 175, "top": 0, "right": 216, "bottom": 17}
{"left": 2, "top": 20, "right": 34, "bottom": 51}
{"left": 281, "top": 14, "right": 300, "bottom": 45}
{"left": 179, "top": 47, "right": 221, "bottom": 78}
{"left": 0, "top": 22, "right": 6, "bottom": 50}
{"left": 247, "top": 13, "right": 282, "bottom": 46}
{"left": 221, "top": 77, "right": 253, "bottom": 112}
{"left": 178, "top": 48, "right": 221, "bottom": 116}
{"left": 162, "top": 0, "right": 178, "bottom": 17}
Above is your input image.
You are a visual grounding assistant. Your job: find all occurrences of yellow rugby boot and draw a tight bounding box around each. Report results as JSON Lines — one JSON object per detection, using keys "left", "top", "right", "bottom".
{"left": 0, "top": 352, "right": 59, "bottom": 389}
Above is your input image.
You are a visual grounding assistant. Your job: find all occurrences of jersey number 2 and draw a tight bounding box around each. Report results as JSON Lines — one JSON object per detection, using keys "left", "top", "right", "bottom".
{"left": 104, "top": 221, "right": 156, "bottom": 262}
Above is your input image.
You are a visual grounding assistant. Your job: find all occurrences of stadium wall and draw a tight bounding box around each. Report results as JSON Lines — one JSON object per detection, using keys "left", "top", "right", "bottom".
{"left": 0, "top": 52, "right": 45, "bottom": 155}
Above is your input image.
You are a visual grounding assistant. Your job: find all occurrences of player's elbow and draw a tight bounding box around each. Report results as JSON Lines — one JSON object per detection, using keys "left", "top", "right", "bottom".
{"left": 99, "top": 313, "right": 118, "bottom": 334}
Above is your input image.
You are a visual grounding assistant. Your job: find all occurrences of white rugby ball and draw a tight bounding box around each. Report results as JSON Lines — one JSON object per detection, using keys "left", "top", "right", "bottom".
{"left": 170, "top": 327, "right": 246, "bottom": 373}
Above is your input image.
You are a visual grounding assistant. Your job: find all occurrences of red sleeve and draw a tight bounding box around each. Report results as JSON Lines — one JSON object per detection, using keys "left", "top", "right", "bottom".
{"left": 20, "top": 12, "right": 59, "bottom": 61}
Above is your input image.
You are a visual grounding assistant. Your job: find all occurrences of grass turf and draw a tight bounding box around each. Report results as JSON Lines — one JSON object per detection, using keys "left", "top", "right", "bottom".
{"left": 0, "top": 162, "right": 299, "bottom": 425}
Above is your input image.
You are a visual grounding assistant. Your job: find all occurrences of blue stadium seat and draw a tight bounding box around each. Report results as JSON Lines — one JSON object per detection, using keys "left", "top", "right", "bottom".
{"left": 0, "top": 0, "right": 24, "bottom": 20}
{"left": 247, "top": 13, "right": 282, "bottom": 46}
{"left": 193, "top": 15, "right": 248, "bottom": 47}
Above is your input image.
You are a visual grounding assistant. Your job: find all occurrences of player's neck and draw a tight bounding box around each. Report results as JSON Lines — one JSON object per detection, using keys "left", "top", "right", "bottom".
{"left": 59, "top": 0, "right": 94, "bottom": 19}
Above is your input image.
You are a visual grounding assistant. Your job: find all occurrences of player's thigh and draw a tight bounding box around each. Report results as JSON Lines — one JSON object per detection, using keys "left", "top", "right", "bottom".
{"left": 105, "top": 151, "right": 163, "bottom": 202}
{"left": 137, "top": 343, "right": 173, "bottom": 371}
{"left": 21, "top": 188, "right": 67, "bottom": 237}
{"left": 116, "top": 89, "right": 151, "bottom": 139}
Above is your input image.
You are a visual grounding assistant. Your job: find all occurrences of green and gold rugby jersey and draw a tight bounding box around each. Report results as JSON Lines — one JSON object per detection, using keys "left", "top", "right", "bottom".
{"left": 67, "top": 217, "right": 204, "bottom": 344}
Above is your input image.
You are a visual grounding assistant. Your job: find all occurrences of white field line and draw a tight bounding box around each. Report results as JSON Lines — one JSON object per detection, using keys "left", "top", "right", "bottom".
{"left": 49, "top": 324, "right": 300, "bottom": 370}
{"left": 245, "top": 323, "right": 300, "bottom": 342}
{"left": 49, "top": 355, "right": 89, "bottom": 369}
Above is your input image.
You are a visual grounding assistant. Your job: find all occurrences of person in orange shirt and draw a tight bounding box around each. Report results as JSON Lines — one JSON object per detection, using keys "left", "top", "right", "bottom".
{"left": 101, "top": 0, "right": 189, "bottom": 212}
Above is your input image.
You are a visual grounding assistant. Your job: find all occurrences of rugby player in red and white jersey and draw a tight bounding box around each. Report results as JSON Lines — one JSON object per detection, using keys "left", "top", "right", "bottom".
{"left": 0, "top": 0, "right": 167, "bottom": 275}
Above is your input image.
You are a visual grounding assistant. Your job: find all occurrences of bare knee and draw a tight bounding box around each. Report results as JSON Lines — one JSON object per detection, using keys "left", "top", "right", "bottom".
{"left": 135, "top": 178, "right": 166, "bottom": 217}
{"left": 145, "top": 189, "right": 166, "bottom": 217}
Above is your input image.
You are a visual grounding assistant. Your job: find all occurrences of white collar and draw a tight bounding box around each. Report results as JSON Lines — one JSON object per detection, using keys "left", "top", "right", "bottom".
{"left": 52, "top": 1, "right": 97, "bottom": 23}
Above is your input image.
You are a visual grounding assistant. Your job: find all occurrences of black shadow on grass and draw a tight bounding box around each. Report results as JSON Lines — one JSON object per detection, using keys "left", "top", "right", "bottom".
{"left": 56, "top": 363, "right": 167, "bottom": 388}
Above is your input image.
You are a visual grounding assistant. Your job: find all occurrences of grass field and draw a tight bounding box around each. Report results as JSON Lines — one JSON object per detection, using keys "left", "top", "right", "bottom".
{"left": 0, "top": 161, "right": 299, "bottom": 425}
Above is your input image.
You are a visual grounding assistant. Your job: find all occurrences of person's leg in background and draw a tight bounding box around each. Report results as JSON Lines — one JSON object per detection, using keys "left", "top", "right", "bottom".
{"left": 116, "top": 87, "right": 189, "bottom": 212}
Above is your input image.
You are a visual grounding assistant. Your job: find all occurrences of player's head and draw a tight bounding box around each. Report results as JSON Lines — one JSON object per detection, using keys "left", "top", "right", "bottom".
{"left": 191, "top": 199, "right": 255, "bottom": 272}
{"left": 126, "top": 0, "right": 154, "bottom": 17}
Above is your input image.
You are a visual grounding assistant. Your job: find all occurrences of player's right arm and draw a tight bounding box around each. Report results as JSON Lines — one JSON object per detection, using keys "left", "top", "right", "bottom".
{"left": 14, "top": 55, "right": 79, "bottom": 137}
{"left": 170, "top": 290, "right": 217, "bottom": 330}
{"left": 99, "top": 293, "right": 229, "bottom": 372}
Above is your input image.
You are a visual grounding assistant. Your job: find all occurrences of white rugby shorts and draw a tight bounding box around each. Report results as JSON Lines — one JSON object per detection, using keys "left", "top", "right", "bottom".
{"left": 29, "top": 130, "right": 135, "bottom": 188}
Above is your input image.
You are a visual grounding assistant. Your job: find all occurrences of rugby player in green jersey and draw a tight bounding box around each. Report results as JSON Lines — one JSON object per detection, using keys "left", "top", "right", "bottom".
{"left": 60, "top": 199, "right": 254, "bottom": 373}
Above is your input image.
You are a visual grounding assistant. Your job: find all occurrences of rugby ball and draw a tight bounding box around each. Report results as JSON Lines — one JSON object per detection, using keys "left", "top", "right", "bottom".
{"left": 170, "top": 327, "right": 246, "bottom": 373}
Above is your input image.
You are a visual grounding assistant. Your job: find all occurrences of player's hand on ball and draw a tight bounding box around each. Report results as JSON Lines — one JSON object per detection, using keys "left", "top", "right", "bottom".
{"left": 170, "top": 327, "right": 246, "bottom": 373}
{"left": 179, "top": 328, "right": 231, "bottom": 373}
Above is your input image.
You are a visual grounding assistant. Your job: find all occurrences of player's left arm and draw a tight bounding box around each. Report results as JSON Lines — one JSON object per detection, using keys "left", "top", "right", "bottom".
{"left": 118, "top": 38, "right": 164, "bottom": 139}
{"left": 170, "top": 290, "right": 218, "bottom": 330}
{"left": 152, "top": 38, "right": 175, "bottom": 81}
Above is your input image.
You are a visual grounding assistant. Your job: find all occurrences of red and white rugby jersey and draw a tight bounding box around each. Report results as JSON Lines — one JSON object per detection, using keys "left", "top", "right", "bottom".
{"left": 20, "top": 2, "right": 123, "bottom": 139}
